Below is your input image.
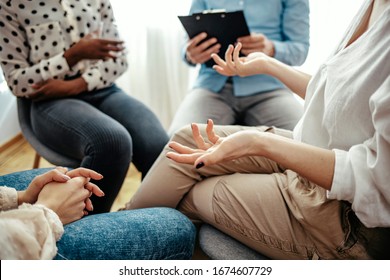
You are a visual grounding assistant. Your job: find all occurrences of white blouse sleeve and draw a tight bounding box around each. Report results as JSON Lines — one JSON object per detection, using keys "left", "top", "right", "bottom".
{"left": 0, "top": 199, "right": 64, "bottom": 260}
{"left": 328, "top": 76, "right": 390, "bottom": 228}
{"left": 0, "top": 186, "right": 18, "bottom": 211}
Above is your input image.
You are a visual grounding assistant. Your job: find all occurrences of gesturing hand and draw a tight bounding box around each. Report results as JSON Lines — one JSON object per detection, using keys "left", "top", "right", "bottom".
{"left": 211, "top": 43, "right": 271, "bottom": 77}
{"left": 167, "top": 119, "right": 263, "bottom": 169}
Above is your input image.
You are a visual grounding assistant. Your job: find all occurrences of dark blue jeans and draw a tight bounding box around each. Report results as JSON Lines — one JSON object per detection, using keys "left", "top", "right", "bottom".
{"left": 0, "top": 169, "right": 196, "bottom": 260}
{"left": 30, "top": 84, "right": 169, "bottom": 213}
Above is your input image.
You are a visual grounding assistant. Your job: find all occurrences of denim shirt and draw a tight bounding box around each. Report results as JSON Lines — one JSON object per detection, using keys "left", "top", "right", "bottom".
{"left": 184, "top": 0, "right": 310, "bottom": 96}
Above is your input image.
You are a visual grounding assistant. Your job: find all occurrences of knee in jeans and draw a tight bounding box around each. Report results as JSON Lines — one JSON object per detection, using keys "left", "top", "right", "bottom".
{"left": 88, "top": 126, "right": 132, "bottom": 161}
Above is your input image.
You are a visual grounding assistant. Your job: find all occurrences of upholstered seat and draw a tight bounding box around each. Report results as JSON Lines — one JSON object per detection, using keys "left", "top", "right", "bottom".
{"left": 199, "top": 224, "right": 269, "bottom": 260}
{"left": 17, "top": 98, "right": 79, "bottom": 168}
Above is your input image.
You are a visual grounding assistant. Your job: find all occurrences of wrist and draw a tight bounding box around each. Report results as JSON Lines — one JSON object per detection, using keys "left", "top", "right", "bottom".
{"left": 185, "top": 52, "right": 196, "bottom": 66}
{"left": 70, "top": 78, "right": 88, "bottom": 95}
{"left": 17, "top": 191, "right": 25, "bottom": 205}
{"left": 36, "top": 198, "right": 57, "bottom": 214}
{"left": 264, "top": 57, "right": 281, "bottom": 77}
{"left": 265, "top": 39, "right": 275, "bottom": 57}
{"left": 64, "top": 46, "right": 81, "bottom": 68}
{"left": 250, "top": 131, "right": 273, "bottom": 157}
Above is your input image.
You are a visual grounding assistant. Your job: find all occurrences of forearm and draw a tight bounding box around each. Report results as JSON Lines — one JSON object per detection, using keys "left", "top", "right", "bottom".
{"left": 266, "top": 58, "right": 311, "bottom": 99}
{"left": 63, "top": 46, "right": 82, "bottom": 69}
{"left": 256, "top": 132, "right": 335, "bottom": 190}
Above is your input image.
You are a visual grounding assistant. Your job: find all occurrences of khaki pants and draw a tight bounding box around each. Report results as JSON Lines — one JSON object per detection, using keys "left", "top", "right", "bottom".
{"left": 126, "top": 125, "right": 384, "bottom": 259}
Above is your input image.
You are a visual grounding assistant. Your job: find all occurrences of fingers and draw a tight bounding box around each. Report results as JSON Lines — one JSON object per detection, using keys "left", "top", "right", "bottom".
{"left": 206, "top": 119, "right": 219, "bottom": 144}
{"left": 84, "top": 38, "right": 125, "bottom": 59}
{"left": 55, "top": 166, "right": 69, "bottom": 174}
{"left": 84, "top": 182, "right": 105, "bottom": 197}
{"left": 188, "top": 32, "right": 207, "bottom": 47}
{"left": 66, "top": 168, "right": 103, "bottom": 180}
{"left": 98, "top": 38, "right": 124, "bottom": 45}
{"left": 237, "top": 33, "right": 265, "bottom": 46}
{"left": 225, "top": 44, "right": 236, "bottom": 70}
{"left": 166, "top": 151, "right": 203, "bottom": 165}
{"left": 168, "top": 141, "right": 197, "bottom": 154}
{"left": 84, "top": 197, "right": 93, "bottom": 212}
{"left": 211, "top": 53, "right": 226, "bottom": 67}
{"left": 187, "top": 33, "right": 221, "bottom": 64}
{"left": 211, "top": 54, "right": 234, "bottom": 76}
{"left": 191, "top": 123, "right": 209, "bottom": 150}
{"left": 233, "top": 43, "right": 244, "bottom": 71}
{"left": 32, "top": 168, "right": 72, "bottom": 188}
{"left": 193, "top": 149, "right": 221, "bottom": 169}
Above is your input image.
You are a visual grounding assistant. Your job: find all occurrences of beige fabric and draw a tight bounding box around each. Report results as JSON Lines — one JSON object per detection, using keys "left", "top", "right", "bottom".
{"left": 0, "top": 186, "right": 64, "bottom": 260}
{"left": 127, "top": 125, "right": 367, "bottom": 259}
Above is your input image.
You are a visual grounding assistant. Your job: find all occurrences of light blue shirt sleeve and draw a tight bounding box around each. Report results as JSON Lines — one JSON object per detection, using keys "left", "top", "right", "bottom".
{"left": 181, "top": 0, "right": 207, "bottom": 66}
{"left": 272, "top": 0, "right": 310, "bottom": 65}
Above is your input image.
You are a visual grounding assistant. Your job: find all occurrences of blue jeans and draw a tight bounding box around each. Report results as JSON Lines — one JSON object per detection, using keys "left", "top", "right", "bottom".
{"left": 0, "top": 169, "right": 196, "bottom": 260}
{"left": 30, "top": 84, "right": 169, "bottom": 213}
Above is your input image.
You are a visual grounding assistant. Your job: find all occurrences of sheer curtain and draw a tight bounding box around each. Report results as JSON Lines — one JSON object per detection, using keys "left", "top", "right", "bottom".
{"left": 111, "top": 0, "right": 194, "bottom": 129}
{"left": 299, "top": 0, "right": 365, "bottom": 74}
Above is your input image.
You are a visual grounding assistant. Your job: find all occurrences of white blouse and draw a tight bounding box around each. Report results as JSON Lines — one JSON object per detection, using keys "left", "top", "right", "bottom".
{"left": 0, "top": 186, "right": 63, "bottom": 260}
{"left": 293, "top": 0, "right": 390, "bottom": 227}
{"left": 0, "top": 0, "right": 127, "bottom": 96}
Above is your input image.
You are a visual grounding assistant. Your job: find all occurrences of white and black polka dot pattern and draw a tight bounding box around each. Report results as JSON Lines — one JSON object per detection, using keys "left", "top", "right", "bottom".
{"left": 0, "top": 0, "right": 128, "bottom": 96}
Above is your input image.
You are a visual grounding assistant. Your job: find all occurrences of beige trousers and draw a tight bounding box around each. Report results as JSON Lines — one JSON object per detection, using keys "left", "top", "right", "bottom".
{"left": 125, "top": 125, "right": 373, "bottom": 259}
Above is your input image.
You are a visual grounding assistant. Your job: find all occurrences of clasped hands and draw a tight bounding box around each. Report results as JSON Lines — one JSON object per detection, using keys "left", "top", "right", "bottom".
{"left": 18, "top": 167, "right": 104, "bottom": 225}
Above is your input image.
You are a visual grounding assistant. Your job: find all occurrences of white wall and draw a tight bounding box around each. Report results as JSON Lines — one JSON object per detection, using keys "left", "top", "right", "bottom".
{"left": 300, "top": 0, "right": 364, "bottom": 74}
{"left": 0, "top": 0, "right": 365, "bottom": 145}
{"left": 0, "top": 72, "right": 20, "bottom": 146}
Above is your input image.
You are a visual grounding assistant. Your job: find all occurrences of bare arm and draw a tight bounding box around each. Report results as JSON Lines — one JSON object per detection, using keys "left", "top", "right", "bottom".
{"left": 265, "top": 57, "right": 312, "bottom": 99}
{"left": 254, "top": 132, "right": 335, "bottom": 190}
{"left": 211, "top": 43, "right": 311, "bottom": 99}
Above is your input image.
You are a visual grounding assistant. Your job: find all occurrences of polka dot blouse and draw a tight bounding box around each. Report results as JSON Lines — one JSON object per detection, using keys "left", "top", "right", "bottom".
{"left": 0, "top": 0, "right": 128, "bottom": 97}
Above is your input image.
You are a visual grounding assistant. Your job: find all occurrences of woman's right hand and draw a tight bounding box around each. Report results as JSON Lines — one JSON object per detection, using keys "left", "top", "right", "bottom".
{"left": 36, "top": 177, "right": 104, "bottom": 225}
{"left": 64, "top": 33, "right": 125, "bottom": 67}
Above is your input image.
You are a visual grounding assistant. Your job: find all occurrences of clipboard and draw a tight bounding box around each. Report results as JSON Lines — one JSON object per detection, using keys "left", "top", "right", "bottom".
{"left": 178, "top": 10, "right": 250, "bottom": 67}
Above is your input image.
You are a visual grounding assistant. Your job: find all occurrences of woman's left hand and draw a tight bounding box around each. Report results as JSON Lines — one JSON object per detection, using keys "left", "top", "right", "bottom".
{"left": 30, "top": 78, "right": 88, "bottom": 101}
{"left": 211, "top": 43, "right": 272, "bottom": 77}
{"left": 167, "top": 119, "right": 264, "bottom": 169}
